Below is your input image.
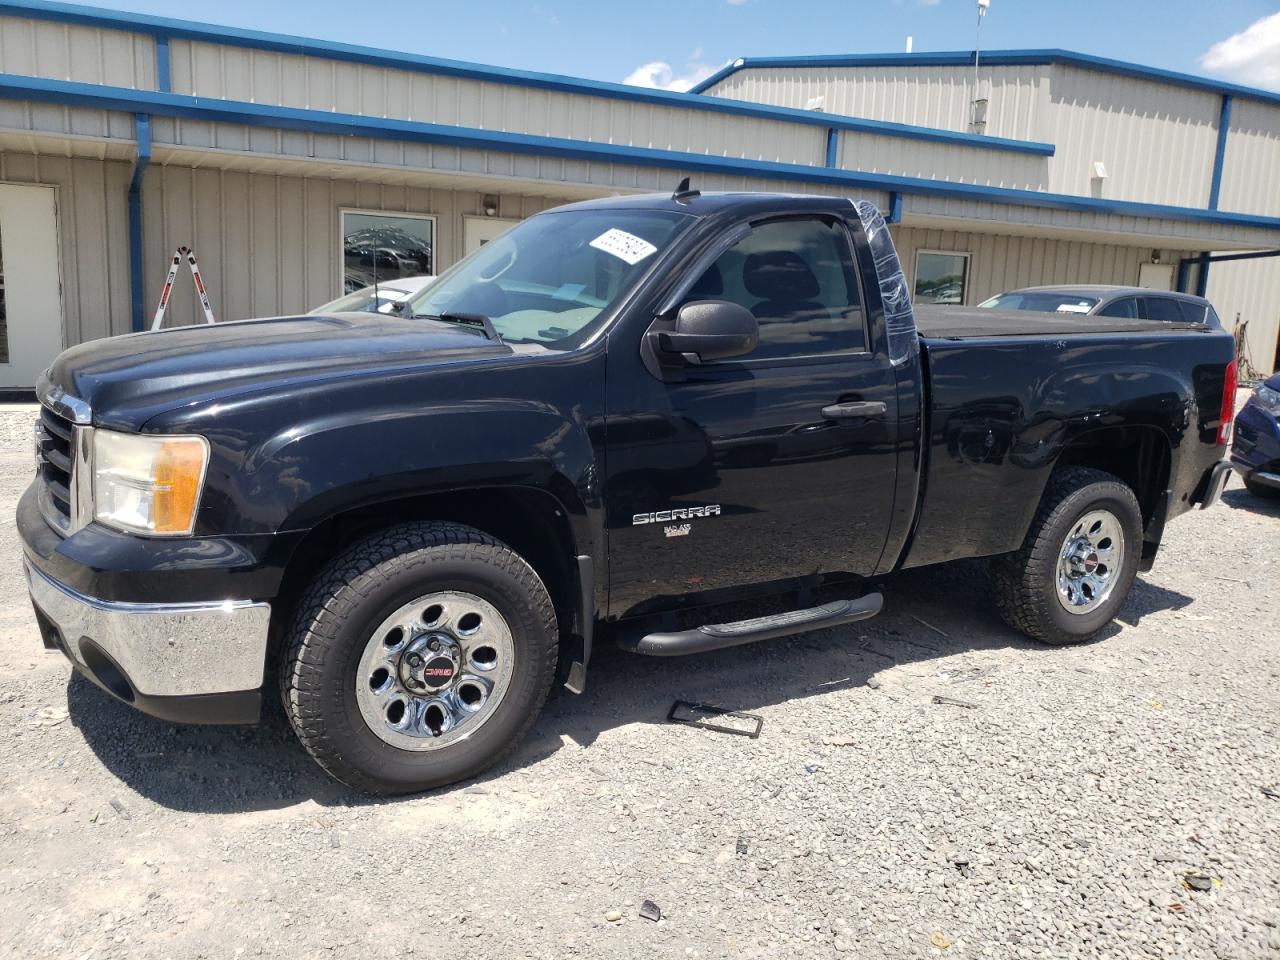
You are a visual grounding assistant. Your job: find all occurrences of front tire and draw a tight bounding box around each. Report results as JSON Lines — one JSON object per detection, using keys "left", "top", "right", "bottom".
{"left": 990, "top": 467, "right": 1142, "bottom": 645}
{"left": 280, "top": 522, "right": 558, "bottom": 795}
{"left": 1244, "top": 475, "right": 1280, "bottom": 500}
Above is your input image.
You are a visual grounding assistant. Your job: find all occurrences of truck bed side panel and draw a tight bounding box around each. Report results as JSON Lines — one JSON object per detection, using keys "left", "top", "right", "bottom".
{"left": 900, "top": 331, "right": 1233, "bottom": 569}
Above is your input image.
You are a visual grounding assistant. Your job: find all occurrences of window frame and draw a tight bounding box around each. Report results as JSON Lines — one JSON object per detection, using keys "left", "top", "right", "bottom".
{"left": 687, "top": 213, "right": 873, "bottom": 369}
{"left": 338, "top": 208, "right": 438, "bottom": 297}
{"left": 1096, "top": 296, "right": 1140, "bottom": 319}
{"left": 1139, "top": 295, "right": 1189, "bottom": 323}
{"left": 912, "top": 249, "right": 972, "bottom": 306}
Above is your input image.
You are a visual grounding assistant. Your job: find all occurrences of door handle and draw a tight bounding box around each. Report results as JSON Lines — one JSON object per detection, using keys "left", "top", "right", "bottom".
{"left": 821, "top": 400, "right": 887, "bottom": 420}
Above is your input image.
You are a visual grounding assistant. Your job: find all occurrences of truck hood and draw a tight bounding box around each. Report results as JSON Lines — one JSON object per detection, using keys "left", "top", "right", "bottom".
{"left": 46, "top": 313, "right": 511, "bottom": 430}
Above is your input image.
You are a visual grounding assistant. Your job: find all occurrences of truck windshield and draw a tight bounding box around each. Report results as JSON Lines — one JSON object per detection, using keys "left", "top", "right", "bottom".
{"left": 978, "top": 292, "right": 1101, "bottom": 314}
{"left": 405, "top": 208, "right": 693, "bottom": 348}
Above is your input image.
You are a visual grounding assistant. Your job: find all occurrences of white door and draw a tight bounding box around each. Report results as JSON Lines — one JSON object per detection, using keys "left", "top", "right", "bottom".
{"left": 1137, "top": 262, "right": 1174, "bottom": 291}
{"left": 0, "top": 184, "right": 63, "bottom": 388}
{"left": 463, "top": 216, "right": 520, "bottom": 256}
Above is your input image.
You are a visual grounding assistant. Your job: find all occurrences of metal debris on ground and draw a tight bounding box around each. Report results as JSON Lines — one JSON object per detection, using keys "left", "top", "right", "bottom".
{"left": 736, "top": 836, "right": 748, "bottom": 856}
{"left": 667, "top": 701, "right": 762, "bottom": 739}
{"left": 1261, "top": 785, "right": 1280, "bottom": 800}
{"left": 1183, "top": 874, "right": 1213, "bottom": 892}
{"left": 1167, "top": 902, "right": 1185, "bottom": 914}
{"left": 931, "top": 695, "right": 978, "bottom": 709}
{"left": 911, "top": 615, "right": 951, "bottom": 639}
{"left": 638, "top": 900, "right": 661, "bottom": 922}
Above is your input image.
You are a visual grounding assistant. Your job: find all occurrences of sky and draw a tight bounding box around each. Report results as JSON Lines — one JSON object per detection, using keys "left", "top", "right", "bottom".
{"left": 66, "top": 0, "right": 1280, "bottom": 94}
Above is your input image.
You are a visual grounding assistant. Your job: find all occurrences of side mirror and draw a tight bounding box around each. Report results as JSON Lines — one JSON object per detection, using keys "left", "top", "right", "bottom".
{"left": 658, "top": 300, "right": 759, "bottom": 363}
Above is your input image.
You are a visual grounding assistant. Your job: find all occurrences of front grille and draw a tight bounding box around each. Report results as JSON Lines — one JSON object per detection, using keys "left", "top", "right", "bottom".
{"left": 36, "top": 404, "right": 76, "bottom": 534}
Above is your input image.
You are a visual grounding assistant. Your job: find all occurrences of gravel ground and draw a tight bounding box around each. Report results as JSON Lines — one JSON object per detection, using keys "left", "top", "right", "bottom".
{"left": 0, "top": 400, "right": 1277, "bottom": 960}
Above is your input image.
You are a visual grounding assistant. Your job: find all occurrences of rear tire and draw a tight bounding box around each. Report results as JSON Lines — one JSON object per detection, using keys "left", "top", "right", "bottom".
{"left": 990, "top": 467, "right": 1142, "bottom": 645}
{"left": 280, "top": 522, "right": 558, "bottom": 795}
{"left": 1244, "top": 475, "right": 1280, "bottom": 500}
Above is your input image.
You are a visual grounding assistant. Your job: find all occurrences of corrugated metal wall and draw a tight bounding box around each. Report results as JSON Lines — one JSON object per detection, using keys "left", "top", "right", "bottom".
{"left": 167, "top": 40, "right": 825, "bottom": 167}
{"left": 1206, "top": 256, "right": 1280, "bottom": 377}
{"left": 140, "top": 166, "right": 576, "bottom": 329}
{"left": 0, "top": 152, "right": 131, "bottom": 348}
{"left": 0, "top": 14, "right": 157, "bottom": 89}
{"left": 834, "top": 128, "right": 1048, "bottom": 191}
{"left": 709, "top": 65, "right": 1048, "bottom": 141}
{"left": 1217, "top": 99, "right": 1280, "bottom": 219}
{"left": 890, "top": 224, "right": 1184, "bottom": 305}
{"left": 1045, "top": 66, "right": 1220, "bottom": 206}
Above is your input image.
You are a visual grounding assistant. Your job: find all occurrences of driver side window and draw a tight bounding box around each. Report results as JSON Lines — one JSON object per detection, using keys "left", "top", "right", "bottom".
{"left": 684, "top": 217, "right": 867, "bottom": 361}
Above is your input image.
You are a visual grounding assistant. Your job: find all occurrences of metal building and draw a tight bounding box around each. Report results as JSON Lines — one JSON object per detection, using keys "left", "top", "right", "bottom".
{"left": 0, "top": 0, "right": 1276, "bottom": 389}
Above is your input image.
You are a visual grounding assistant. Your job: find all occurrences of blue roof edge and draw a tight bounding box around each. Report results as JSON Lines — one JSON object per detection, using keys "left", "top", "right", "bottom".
{"left": 0, "top": 0, "right": 1053, "bottom": 157}
{"left": 688, "top": 49, "right": 1280, "bottom": 107}
{"left": 2, "top": 72, "right": 1277, "bottom": 235}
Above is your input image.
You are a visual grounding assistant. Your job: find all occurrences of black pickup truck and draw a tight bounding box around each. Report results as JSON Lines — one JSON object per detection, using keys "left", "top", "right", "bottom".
{"left": 20, "top": 188, "right": 1235, "bottom": 794}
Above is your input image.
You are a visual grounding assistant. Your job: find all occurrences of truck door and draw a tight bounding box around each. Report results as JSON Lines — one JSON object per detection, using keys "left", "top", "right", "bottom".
{"left": 604, "top": 214, "right": 899, "bottom": 617}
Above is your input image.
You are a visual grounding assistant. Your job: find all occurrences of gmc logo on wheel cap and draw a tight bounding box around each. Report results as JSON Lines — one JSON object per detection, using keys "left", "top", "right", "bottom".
{"left": 423, "top": 657, "right": 455, "bottom": 687}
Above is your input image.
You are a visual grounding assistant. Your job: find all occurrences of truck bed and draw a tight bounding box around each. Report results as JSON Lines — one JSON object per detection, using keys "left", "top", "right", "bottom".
{"left": 915, "top": 305, "right": 1211, "bottom": 340}
{"left": 902, "top": 316, "right": 1234, "bottom": 571}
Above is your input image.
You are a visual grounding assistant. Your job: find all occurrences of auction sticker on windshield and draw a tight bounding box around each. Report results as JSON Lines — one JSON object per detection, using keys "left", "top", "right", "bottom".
{"left": 590, "top": 228, "right": 658, "bottom": 265}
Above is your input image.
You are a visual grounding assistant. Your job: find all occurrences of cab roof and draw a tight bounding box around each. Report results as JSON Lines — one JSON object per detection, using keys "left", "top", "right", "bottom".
{"left": 548, "top": 190, "right": 856, "bottom": 219}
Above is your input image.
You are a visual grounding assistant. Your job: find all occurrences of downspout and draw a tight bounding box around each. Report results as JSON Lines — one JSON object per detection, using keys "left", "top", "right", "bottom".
{"left": 128, "top": 113, "right": 151, "bottom": 332}
{"left": 1198, "top": 95, "right": 1234, "bottom": 300}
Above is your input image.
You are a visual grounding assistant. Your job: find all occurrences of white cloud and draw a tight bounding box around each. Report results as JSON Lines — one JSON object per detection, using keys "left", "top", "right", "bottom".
{"left": 623, "top": 59, "right": 719, "bottom": 92}
{"left": 1200, "top": 11, "right": 1280, "bottom": 92}
{"left": 725, "top": 0, "right": 749, "bottom": 6}
{"left": 918, "top": 0, "right": 942, "bottom": 6}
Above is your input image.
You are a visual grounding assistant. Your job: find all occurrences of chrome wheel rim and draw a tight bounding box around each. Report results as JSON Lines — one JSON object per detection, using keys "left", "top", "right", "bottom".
{"left": 355, "top": 591, "right": 514, "bottom": 751}
{"left": 1056, "top": 509, "right": 1124, "bottom": 615}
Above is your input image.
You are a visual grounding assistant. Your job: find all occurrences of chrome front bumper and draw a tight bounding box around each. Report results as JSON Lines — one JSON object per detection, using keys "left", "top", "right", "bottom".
{"left": 25, "top": 559, "right": 270, "bottom": 701}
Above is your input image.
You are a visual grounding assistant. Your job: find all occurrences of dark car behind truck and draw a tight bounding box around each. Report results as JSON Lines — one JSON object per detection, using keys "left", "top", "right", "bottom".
{"left": 21, "top": 190, "right": 1235, "bottom": 794}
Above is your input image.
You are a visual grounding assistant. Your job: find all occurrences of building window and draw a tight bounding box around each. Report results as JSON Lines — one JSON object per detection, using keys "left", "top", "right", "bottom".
{"left": 340, "top": 210, "right": 435, "bottom": 294}
{"left": 914, "top": 251, "right": 970, "bottom": 305}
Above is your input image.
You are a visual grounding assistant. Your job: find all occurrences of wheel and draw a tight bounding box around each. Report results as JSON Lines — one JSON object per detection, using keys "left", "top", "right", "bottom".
{"left": 280, "top": 522, "right": 558, "bottom": 795}
{"left": 1244, "top": 475, "right": 1280, "bottom": 500}
{"left": 990, "top": 467, "right": 1142, "bottom": 645}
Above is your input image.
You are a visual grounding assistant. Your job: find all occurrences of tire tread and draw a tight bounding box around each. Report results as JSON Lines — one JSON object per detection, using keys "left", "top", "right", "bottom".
{"left": 279, "top": 522, "right": 557, "bottom": 794}
{"left": 990, "top": 467, "right": 1138, "bottom": 646}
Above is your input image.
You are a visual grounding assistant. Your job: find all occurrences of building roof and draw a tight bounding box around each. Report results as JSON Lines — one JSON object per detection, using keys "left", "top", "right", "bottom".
{"left": 689, "top": 50, "right": 1280, "bottom": 108}
{"left": 1, "top": 0, "right": 1278, "bottom": 240}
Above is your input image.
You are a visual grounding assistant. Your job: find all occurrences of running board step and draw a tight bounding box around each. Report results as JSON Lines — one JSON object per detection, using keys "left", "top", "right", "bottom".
{"left": 621, "top": 593, "right": 884, "bottom": 657}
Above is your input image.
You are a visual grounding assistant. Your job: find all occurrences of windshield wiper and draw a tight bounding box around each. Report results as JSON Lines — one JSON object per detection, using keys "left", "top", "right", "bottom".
{"left": 413, "top": 311, "right": 503, "bottom": 344}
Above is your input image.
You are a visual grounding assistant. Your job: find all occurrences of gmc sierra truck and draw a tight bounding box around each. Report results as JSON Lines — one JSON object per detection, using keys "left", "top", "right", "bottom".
{"left": 21, "top": 188, "right": 1236, "bottom": 794}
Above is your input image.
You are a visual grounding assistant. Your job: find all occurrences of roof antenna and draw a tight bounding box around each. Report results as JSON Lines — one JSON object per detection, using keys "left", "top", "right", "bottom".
{"left": 672, "top": 177, "right": 700, "bottom": 203}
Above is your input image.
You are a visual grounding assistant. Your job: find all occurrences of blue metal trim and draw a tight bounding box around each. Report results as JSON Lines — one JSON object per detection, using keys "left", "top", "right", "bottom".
{"left": 887, "top": 191, "right": 903, "bottom": 224}
{"left": 1179, "top": 248, "right": 1280, "bottom": 294}
{"left": 692, "top": 61, "right": 741, "bottom": 94}
{"left": 0, "top": 0, "right": 1054, "bottom": 157}
{"left": 3, "top": 73, "right": 1279, "bottom": 234}
{"left": 154, "top": 34, "right": 170, "bottom": 93}
{"left": 127, "top": 112, "right": 150, "bottom": 332}
{"left": 824, "top": 128, "right": 838, "bottom": 168}
{"left": 689, "top": 49, "right": 1280, "bottom": 107}
{"left": 1194, "top": 253, "right": 1210, "bottom": 298}
{"left": 1175, "top": 258, "right": 1191, "bottom": 294}
{"left": 1208, "top": 94, "right": 1232, "bottom": 211}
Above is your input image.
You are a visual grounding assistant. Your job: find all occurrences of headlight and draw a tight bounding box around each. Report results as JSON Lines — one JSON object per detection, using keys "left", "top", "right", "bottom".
{"left": 93, "top": 430, "right": 210, "bottom": 536}
{"left": 1255, "top": 383, "right": 1280, "bottom": 416}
